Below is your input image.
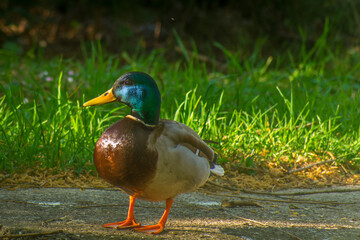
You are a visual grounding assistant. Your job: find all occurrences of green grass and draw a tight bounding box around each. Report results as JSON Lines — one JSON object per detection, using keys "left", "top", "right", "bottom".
{"left": 1, "top": 29, "right": 360, "bottom": 174}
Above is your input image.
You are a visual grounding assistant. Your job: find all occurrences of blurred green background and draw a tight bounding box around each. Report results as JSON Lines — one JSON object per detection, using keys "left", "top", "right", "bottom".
{"left": 1, "top": 0, "right": 359, "bottom": 58}
{"left": 1, "top": 0, "right": 359, "bottom": 174}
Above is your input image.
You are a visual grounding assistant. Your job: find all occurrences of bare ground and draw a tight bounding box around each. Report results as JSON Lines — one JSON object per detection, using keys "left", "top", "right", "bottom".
{"left": 1, "top": 185, "right": 360, "bottom": 240}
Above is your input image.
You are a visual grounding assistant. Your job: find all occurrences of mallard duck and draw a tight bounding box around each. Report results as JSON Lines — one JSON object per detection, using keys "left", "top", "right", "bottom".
{"left": 83, "top": 72, "right": 224, "bottom": 234}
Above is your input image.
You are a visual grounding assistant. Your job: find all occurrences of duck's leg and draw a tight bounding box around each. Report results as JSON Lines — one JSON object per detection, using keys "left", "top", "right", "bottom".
{"left": 134, "top": 198, "right": 174, "bottom": 234}
{"left": 103, "top": 195, "right": 141, "bottom": 229}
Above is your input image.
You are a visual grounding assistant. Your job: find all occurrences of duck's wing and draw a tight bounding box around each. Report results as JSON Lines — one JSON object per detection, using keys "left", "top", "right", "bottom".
{"left": 153, "top": 119, "right": 224, "bottom": 176}
{"left": 159, "top": 120, "right": 214, "bottom": 159}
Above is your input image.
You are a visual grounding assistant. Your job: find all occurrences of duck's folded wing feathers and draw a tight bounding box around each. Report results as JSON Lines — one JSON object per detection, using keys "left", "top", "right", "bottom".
{"left": 160, "top": 120, "right": 214, "bottom": 162}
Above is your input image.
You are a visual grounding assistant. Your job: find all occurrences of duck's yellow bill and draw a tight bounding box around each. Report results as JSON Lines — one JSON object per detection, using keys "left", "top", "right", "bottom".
{"left": 83, "top": 88, "right": 117, "bottom": 107}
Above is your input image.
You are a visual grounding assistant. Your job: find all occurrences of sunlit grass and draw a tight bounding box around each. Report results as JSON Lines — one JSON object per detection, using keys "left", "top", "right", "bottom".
{"left": 1, "top": 28, "right": 360, "bottom": 174}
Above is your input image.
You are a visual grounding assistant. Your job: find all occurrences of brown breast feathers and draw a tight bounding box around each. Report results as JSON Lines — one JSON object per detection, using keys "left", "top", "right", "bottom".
{"left": 94, "top": 117, "right": 158, "bottom": 195}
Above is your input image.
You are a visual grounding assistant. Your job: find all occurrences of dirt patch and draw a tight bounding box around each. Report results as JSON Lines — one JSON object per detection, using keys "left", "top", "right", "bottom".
{"left": 2, "top": 160, "right": 360, "bottom": 191}
{"left": 1, "top": 186, "right": 360, "bottom": 240}
{"left": 1, "top": 167, "right": 360, "bottom": 239}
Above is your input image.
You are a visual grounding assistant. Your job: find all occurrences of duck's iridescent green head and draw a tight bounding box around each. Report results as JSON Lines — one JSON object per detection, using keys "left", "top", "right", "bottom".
{"left": 83, "top": 72, "right": 161, "bottom": 125}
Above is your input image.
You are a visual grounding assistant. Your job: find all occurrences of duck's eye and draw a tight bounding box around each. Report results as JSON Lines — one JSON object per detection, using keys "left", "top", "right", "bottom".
{"left": 120, "top": 80, "right": 133, "bottom": 86}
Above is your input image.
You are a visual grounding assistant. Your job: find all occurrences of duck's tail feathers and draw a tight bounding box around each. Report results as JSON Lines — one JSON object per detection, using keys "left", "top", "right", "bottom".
{"left": 211, "top": 164, "right": 224, "bottom": 176}
{"left": 209, "top": 153, "right": 224, "bottom": 176}
{"left": 195, "top": 150, "right": 224, "bottom": 176}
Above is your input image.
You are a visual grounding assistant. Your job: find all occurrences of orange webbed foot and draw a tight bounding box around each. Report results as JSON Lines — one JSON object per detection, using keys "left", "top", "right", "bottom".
{"left": 103, "top": 195, "right": 140, "bottom": 229}
{"left": 134, "top": 198, "right": 174, "bottom": 234}
{"left": 103, "top": 219, "right": 140, "bottom": 229}
{"left": 134, "top": 223, "right": 164, "bottom": 234}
